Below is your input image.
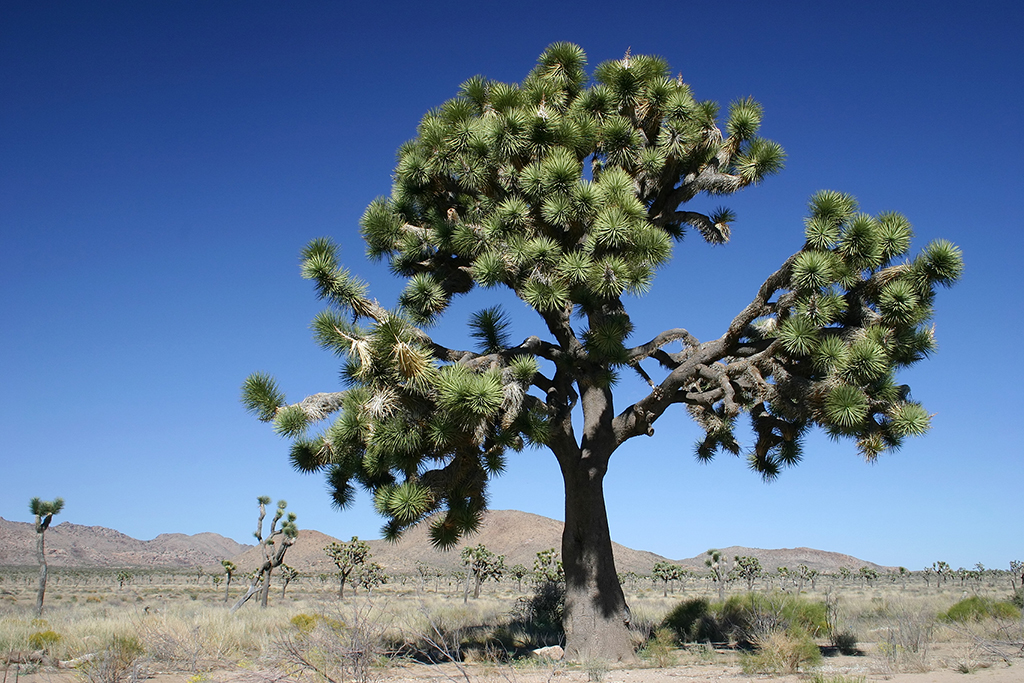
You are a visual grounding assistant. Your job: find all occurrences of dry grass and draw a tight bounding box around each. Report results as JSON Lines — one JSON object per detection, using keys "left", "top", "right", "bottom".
{"left": 1, "top": 568, "right": 1020, "bottom": 681}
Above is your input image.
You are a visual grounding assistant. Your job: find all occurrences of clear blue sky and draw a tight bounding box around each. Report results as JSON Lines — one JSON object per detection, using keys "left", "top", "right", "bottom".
{"left": 2, "top": 1, "right": 1021, "bottom": 572}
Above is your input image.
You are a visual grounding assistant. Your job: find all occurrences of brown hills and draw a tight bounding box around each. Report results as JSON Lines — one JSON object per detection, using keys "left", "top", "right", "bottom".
{"left": 0, "top": 517, "right": 251, "bottom": 569}
{"left": 674, "top": 545, "right": 890, "bottom": 574}
{"left": 0, "top": 511, "right": 889, "bottom": 575}
{"left": 230, "top": 510, "right": 664, "bottom": 576}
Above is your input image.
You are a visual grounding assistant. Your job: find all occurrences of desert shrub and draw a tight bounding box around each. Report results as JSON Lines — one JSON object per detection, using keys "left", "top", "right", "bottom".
{"left": 503, "top": 581, "right": 564, "bottom": 648}
{"left": 661, "top": 597, "right": 723, "bottom": 643}
{"left": 28, "top": 629, "right": 62, "bottom": 652}
{"left": 876, "top": 601, "right": 934, "bottom": 673}
{"left": 740, "top": 627, "right": 822, "bottom": 674}
{"left": 290, "top": 613, "right": 318, "bottom": 634}
{"left": 809, "top": 674, "right": 866, "bottom": 683}
{"left": 939, "top": 596, "right": 1020, "bottom": 623}
{"left": 290, "top": 612, "right": 346, "bottom": 635}
{"left": 82, "top": 633, "right": 146, "bottom": 683}
{"left": 1012, "top": 588, "right": 1023, "bottom": 609}
{"left": 830, "top": 629, "right": 860, "bottom": 655}
{"left": 738, "top": 592, "right": 828, "bottom": 637}
{"left": 662, "top": 593, "right": 827, "bottom": 647}
{"left": 637, "top": 627, "right": 678, "bottom": 668}
{"left": 278, "top": 601, "right": 391, "bottom": 683}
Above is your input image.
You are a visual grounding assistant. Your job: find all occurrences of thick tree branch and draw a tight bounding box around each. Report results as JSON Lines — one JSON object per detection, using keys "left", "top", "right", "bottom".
{"left": 625, "top": 328, "right": 699, "bottom": 363}
{"left": 723, "top": 252, "right": 800, "bottom": 343}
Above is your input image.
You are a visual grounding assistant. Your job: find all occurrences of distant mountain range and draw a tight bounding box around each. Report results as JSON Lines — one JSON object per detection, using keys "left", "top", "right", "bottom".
{"left": 0, "top": 511, "right": 890, "bottom": 574}
{"left": 0, "top": 517, "right": 251, "bottom": 569}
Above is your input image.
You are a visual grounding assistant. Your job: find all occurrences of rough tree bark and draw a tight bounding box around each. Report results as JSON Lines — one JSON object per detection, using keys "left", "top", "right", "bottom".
{"left": 35, "top": 526, "right": 48, "bottom": 617}
{"left": 554, "top": 381, "right": 634, "bottom": 662}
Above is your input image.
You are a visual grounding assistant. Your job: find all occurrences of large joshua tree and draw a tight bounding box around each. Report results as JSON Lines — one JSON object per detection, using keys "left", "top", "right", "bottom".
{"left": 242, "top": 43, "right": 962, "bottom": 660}
{"left": 29, "top": 496, "right": 64, "bottom": 616}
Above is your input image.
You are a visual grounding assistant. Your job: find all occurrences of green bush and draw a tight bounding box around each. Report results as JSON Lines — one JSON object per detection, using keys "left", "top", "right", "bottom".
{"left": 740, "top": 627, "right": 822, "bottom": 674}
{"left": 83, "top": 634, "right": 145, "bottom": 683}
{"left": 506, "top": 580, "right": 565, "bottom": 646}
{"left": 662, "top": 593, "right": 828, "bottom": 646}
{"left": 290, "top": 613, "right": 346, "bottom": 637}
{"left": 28, "top": 629, "right": 62, "bottom": 652}
{"left": 662, "top": 597, "right": 718, "bottom": 643}
{"left": 638, "top": 628, "right": 678, "bottom": 668}
{"left": 830, "top": 630, "right": 860, "bottom": 655}
{"left": 939, "top": 596, "right": 1020, "bottom": 623}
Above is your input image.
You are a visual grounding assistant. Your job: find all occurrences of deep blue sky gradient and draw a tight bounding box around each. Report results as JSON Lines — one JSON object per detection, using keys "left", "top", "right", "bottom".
{"left": 2, "top": 1, "right": 1021, "bottom": 570}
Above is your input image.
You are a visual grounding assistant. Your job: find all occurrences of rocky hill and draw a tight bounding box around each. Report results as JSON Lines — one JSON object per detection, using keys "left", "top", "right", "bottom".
{"left": 674, "top": 545, "right": 890, "bottom": 573}
{"left": 229, "top": 510, "right": 665, "bottom": 576}
{"left": 0, "top": 517, "right": 251, "bottom": 568}
{"left": 1, "top": 511, "right": 890, "bottom": 574}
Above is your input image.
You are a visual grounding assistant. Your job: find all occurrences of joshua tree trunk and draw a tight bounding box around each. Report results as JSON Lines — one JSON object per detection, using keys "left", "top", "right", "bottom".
{"left": 553, "top": 382, "right": 634, "bottom": 663}
{"left": 259, "top": 565, "right": 274, "bottom": 607}
{"left": 35, "top": 528, "right": 48, "bottom": 616}
{"left": 559, "top": 460, "right": 633, "bottom": 662}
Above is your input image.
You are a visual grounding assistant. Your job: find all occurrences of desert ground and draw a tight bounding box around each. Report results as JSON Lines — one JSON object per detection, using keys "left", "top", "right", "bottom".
{"left": 2, "top": 565, "right": 1021, "bottom": 683}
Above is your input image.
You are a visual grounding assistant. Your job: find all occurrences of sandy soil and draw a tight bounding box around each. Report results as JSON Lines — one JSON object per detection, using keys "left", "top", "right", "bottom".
{"left": 10, "top": 647, "right": 1023, "bottom": 683}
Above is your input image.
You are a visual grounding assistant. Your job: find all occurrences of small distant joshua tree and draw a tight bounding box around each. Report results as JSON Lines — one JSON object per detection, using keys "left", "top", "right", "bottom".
{"left": 231, "top": 496, "right": 298, "bottom": 611}
{"left": 733, "top": 555, "right": 763, "bottom": 591}
{"left": 29, "top": 496, "right": 64, "bottom": 616}
{"left": 357, "top": 561, "right": 388, "bottom": 594}
{"left": 706, "top": 549, "right": 727, "bottom": 601}
{"left": 461, "top": 543, "right": 505, "bottom": 600}
{"left": 797, "top": 563, "right": 818, "bottom": 592}
{"left": 279, "top": 564, "right": 299, "bottom": 598}
{"left": 509, "top": 563, "right": 529, "bottom": 592}
{"left": 324, "top": 536, "right": 370, "bottom": 598}
{"left": 652, "top": 560, "right": 684, "bottom": 597}
{"left": 221, "top": 560, "right": 236, "bottom": 602}
{"left": 1009, "top": 560, "right": 1023, "bottom": 591}
{"left": 533, "top": 548, "right": 564, "bottom": 584}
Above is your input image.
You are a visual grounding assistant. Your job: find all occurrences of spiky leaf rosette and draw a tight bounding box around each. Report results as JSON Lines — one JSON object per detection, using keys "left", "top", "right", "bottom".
{"left": 704, "top": 191, "right": 962, "bottom": 476}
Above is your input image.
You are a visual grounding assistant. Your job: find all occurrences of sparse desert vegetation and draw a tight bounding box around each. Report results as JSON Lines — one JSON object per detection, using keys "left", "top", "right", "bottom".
{"left": 2, "top": 560, "right": 1021, "bottom": 682}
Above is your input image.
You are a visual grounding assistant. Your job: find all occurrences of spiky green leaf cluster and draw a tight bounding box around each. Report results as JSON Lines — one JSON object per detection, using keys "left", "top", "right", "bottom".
{"left": 723, "top": 190, "right": 962, "bottom": 470}
{"left": 359, "top": 43, "right": 782, "bottom": 327}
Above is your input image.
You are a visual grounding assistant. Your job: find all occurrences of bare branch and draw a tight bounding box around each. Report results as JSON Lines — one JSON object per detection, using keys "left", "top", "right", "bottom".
{"left": 625, "top": 328, "right": 699, "bottom": 363}
{"left": 724, "top": 252, "right": 800, "bottom": 343}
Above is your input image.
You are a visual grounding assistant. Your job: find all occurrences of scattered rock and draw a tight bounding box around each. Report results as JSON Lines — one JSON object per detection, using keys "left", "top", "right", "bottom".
{"left": 532, "top": 645, "right": 564, "bottom": 661}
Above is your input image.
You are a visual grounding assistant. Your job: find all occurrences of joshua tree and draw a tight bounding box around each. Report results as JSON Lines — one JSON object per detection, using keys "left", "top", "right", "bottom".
{"left": 221, "top": 560, "right": 237, "bottom": 602}
{"left": 324, "top": 536, "right": 370, "bottom": 598}
{"left": 279, "top": 564, "right": 299, "bottom": 598}
{"left": 859, "top": 566, "right": 879, "bottom": 585}
{"left": 231, "top": 497, "right": 298, "bottom": 611}
{"left": 706, "top": 549, "right": 728, "bottom": 601}
{"left": 652, "top": 560, "right": 684, "bottom": 597}
{"left": 776, "top": 566, "right": 792, "bottom": 590}
{"left": 793, "top": 563, "right": 813, "bottom": 592}
{"left": 733, "top": 555, "right": 763, "bottom": 591}
{"left": 461, "top": 543, "right": 505, "bottom": 599}
{"left": 933, "top": 560, "right": 951, "bottom": 590}
{"left": 29, "top": 496, "right": 64, "bottom": 616}
{"left": 509, "top": 563, "right": 529, "bottom": 592}
{"left": 533, "top": 548, "right": 564, "bottom": 584}
{"left": 1009, "top": 560, "right": 1023, "bottom": 591}
{"left": 356, "top": 561, "right": 388, "bottom": 594}
{"left": 242, "top": 44, "right": 962, "bottom": 659}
